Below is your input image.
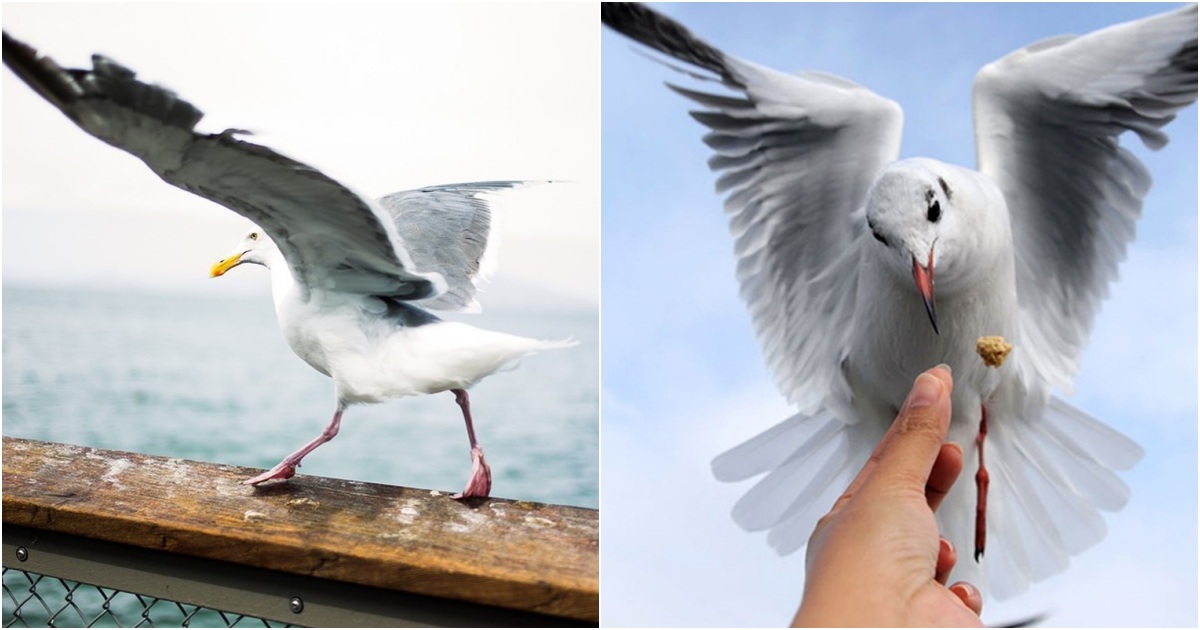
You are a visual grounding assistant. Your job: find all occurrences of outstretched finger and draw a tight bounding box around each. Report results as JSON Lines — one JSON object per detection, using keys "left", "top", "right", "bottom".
{"left": 857, "top": 366, "right": 954, "bottom": 501}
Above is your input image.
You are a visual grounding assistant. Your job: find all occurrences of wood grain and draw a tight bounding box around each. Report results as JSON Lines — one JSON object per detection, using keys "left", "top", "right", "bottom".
{"left": 2, "top": 436, "right": 598, "bottom": 622}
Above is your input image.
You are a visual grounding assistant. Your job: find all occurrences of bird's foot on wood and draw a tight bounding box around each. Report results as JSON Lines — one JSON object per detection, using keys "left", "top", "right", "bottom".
{"left": 242, "top": 462, "right": 298, "bottom": 486}
{"left": 452, "top": 445, "right": 492, "bottom": 499}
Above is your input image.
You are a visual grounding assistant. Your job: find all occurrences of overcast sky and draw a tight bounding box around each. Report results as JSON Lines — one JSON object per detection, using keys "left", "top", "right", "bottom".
{"left": 3, "top": 3, "right": 598, "bottom": 307}
{"left": 602, "top": 3, "right": 1196, "bottom": 627}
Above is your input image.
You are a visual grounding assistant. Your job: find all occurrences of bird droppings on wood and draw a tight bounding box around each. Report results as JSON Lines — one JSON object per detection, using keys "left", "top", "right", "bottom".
{"left": 243, "top": 510, "right": 268, "bottom": 522}
{"left": 101, "top": 458, "right": 135, "bottom": 489}
{"left": 286, "top": 497, "right": 321, "bottom": 510}
{"left": 524, "top": 516, "right": 557, "bottom": 529}
{"left": 396, "top": 506, "right": 420, "bottom": 525}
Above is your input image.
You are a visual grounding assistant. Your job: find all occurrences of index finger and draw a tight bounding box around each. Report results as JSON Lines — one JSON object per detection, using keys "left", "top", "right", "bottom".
{"left": 858, "top": 365, "right": 954, "bottom": 499}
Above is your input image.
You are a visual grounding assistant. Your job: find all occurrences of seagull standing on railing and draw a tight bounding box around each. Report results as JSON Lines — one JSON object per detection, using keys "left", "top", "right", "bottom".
{"left": 2, "top": 31, "right": 574, "bottom": 499}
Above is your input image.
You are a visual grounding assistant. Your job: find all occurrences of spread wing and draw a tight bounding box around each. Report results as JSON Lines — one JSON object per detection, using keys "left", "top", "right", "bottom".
{"left": 602, "top": 3, "right": 903, "bottom": 413}
{"left": 2, "top": 30, "right": 444, "bottom": 301}
{"left": 973, "top": 4, "right": 1198, "bottom": 398}
{"left": 378, "top": 181, "right": 539, "bottom": 312}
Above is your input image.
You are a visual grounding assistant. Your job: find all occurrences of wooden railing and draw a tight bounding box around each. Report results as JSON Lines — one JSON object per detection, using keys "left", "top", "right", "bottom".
{"left": 1, "top": 436, "right": 598, "bottom": 626}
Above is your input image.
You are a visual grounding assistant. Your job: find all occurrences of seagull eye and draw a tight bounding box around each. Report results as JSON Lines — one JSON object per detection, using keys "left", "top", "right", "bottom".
{"left": 927, "top": 200, "right": 941, "bottom": 223}
{"left": 249, "top": 232, "right": 259, "bottom": 241}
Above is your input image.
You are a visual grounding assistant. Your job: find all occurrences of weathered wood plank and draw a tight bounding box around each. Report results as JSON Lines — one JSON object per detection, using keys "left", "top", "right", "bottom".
{"left": 2, "top": 437, "right": 598, "bottom": 623}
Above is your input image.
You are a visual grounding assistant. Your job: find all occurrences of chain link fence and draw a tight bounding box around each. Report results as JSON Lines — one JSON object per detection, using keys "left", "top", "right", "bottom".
{"left": 2, "top": 568, "right": 292, "bottom": 629}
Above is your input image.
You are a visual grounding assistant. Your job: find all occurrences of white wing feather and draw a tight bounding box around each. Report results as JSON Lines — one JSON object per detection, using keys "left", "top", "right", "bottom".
{"left": 602, "top": 2, "right": 904, "bottom": 415}
{"left": 973, "top": 4, "right": 1198, "bottom": 398}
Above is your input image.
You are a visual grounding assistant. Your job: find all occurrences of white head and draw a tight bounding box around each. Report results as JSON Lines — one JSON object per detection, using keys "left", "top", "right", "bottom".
{"left": 209, "top": 228, "right": 282, "bottom": 278}
{"left": 864, "top": 158, "right": 1005, "bottom": 334}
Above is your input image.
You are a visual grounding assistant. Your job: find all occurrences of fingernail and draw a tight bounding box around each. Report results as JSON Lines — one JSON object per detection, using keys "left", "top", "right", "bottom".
{"left": 950, "top": 581, "right": 977, "bottom": 599}
{"left": 905, "top": 372, "right": 942, "bottom": 410}
{"left": 935, "top": 363, "right": 952, "bottom": 375}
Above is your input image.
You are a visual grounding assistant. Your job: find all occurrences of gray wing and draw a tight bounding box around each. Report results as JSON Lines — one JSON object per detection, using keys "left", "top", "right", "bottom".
{"left": 377, "top": 181, "right": 536, "bottom": 312}
{"left": 602, "top": 3, "right": 903, "bottom": 413}
{"left": 973, "top": 4, "right": 1197, "bottom": 397}
{"left": 2, "top": 31, "right": 444, "bottom": 301}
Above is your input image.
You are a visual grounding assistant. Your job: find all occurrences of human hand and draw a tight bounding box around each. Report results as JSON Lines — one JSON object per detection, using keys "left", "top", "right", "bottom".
{"left": 791, "top": 365, "right": 983, "bottom": 627}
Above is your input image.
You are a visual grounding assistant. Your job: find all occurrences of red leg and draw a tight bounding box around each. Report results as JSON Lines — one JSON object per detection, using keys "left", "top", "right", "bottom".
{"left": 974, "top": 405, "right": 989, "bottom": 562}
{"left": 451, "top": 388, "right": 492, "bottom": 499}
{"left": 244, "top": 403, "right": 345, "bottom": 486}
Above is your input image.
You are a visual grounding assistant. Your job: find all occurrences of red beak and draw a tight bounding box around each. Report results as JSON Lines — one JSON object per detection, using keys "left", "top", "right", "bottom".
{"left": 911, "top": 247, "right": 938, "bottom": 335}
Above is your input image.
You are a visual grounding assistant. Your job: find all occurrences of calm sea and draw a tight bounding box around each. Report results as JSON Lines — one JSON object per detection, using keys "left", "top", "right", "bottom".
{"left": 3, "top": 284, "right": 597, "bottom": 625}
{"left": 2, "top": 285, "right": 598, "bottom": 507}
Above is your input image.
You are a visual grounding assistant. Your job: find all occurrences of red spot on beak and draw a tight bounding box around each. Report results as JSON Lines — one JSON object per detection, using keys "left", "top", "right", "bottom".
{"left": 912, "top": 246, "right": 938, "bottom": 334}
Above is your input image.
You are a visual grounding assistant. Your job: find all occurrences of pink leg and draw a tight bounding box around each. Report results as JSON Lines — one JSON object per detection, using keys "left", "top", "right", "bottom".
{"left": 974, "top": 405, "right": 989, "bottom": 562}
{"left": 451, "top": 388, "right": 492, "bottom": 499}
{"left": 243, "top": 403, "right": 345, "bottom": 486}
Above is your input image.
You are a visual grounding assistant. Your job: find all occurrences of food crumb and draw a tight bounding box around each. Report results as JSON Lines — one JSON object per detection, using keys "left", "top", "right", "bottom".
{"left": 976, "top": 336, "right": 1012, "bottom": 368}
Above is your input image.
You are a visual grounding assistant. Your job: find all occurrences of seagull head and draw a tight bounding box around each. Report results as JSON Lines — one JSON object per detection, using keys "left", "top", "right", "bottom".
{"left": 209, "top": 228, "right": 280, "bottom": 277}
{"left": 864, "top": 159, "right": 965, "bottom": 335}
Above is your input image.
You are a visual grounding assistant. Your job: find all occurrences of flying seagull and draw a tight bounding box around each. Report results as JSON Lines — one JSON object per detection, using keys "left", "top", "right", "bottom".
{"left": 603, "top": 2, "right": 1196, "bottom": 598}
{"left": 2, "top": 31, "right": 574, "bottom": 499}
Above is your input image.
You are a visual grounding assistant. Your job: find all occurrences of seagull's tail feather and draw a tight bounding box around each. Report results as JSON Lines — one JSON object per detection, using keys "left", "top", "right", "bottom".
{"left": 713, "top": 395, "right": 1141, "bottom": 601}
{"left": 532, "top": 336, "right": 580, "bottom": 352}
{"left": 940, "top": 395, "right": 1143, "bottom": 600}
{"left": 483, "top": 335, "right": 577, "bottom": 378}
{"left": 712, "top": 409, "right": 883, "bottom": 555}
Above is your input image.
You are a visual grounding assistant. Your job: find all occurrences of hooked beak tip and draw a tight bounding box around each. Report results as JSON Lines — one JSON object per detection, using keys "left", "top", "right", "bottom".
{"left": 911, "top": 255, "right": 938, "bottom": 335}
{"left": 210, "top": 253, "right": 243, "bottom": 278}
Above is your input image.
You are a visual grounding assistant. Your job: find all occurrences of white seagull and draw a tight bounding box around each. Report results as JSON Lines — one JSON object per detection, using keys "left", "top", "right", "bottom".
{"left": 603, "top": 3, "right": 1196, "bottom": 598}
{"left": 2, "top": 32, "right": 573, "bottom": 499}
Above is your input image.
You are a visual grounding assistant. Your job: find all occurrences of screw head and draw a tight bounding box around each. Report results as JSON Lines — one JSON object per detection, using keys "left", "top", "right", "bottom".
{"left": 15, "top": 547, "right": 28, "bottom": 562}
{"left": 289, "top": 596, "right": 304, "bottom": 614}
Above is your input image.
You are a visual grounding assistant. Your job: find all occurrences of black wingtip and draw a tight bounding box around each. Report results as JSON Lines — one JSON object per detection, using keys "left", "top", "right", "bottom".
{"left": 601, "top": 2, "right": 729, "bottom": 79}
{"left": 3, "top": 30, "right": 82, "bottom": 114}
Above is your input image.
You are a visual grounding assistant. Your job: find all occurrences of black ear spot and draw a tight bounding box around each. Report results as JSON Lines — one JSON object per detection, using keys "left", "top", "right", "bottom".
{"left": 938, "top": 176, "right": 952, "bottom": 199}
{"left": 927, "top": 200, "right": 941, "bottom": 223}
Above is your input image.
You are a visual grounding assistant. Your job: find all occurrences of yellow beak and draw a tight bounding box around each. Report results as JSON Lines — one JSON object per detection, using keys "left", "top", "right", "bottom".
{"left": 210, "top": 252, "right": 243, "bottom": 278}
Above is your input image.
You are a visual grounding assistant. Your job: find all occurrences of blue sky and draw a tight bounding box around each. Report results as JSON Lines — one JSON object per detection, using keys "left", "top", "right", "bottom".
{"left": 602, "top": 3, "right": 1197, "bottom": 627}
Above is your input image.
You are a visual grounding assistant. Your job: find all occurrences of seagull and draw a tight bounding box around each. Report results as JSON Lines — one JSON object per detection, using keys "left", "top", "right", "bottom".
{"left": 2, "top": 31, "right": 574, "bottom": 499}
{"left": 603, "top": 2, "right": 1196, "bottom": 598}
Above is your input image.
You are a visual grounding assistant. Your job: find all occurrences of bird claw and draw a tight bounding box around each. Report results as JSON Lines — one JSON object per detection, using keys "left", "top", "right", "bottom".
{"left": 242, "top": 463, "right": 297, "bottom": 486}
{"left": 452, "top": 445, "right": 492, "bottom": 499}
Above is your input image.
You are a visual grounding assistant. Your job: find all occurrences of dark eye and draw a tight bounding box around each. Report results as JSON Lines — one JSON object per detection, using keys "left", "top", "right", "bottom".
{"left": 927, "top": 200, "right": 941, "bottom": 223}
{"left": 867, "top": 219, "right": 889, "bottom": 247}
{"left": 249, "top": 232, "right": 259, "bottom": 241}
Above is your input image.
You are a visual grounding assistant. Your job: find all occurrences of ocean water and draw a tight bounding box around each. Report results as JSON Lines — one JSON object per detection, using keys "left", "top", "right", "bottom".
{"left": 2, "top": 285, "right": 598, "bottom": 509}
